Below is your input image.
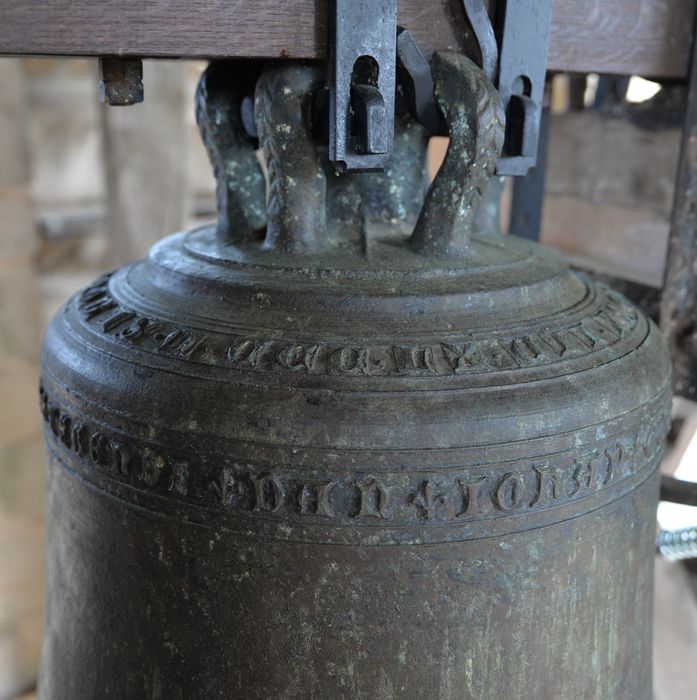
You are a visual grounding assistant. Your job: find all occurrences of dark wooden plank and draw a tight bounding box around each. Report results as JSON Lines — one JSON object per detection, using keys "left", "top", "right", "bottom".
{"left": 549, "top": 0, "right": 696, "bottom": 78}
{"left": 0, "top": 0, "right": 694, "bottom": 78}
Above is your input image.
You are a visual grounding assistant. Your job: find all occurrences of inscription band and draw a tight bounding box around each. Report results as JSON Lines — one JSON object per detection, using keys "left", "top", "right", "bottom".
{"left": 41, "top": 383, "right": 670, "bottom": 545}
{"left": 75, "top": 274, "right": 640, "bottom": 377}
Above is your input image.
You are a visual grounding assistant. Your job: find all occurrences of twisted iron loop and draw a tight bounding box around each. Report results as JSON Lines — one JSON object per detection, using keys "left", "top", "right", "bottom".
{"left": 195, "top": 61, "right": 266, "bottom": 243}
{"left": 197, "top": 53, "right": 503, "bottom": 257}
{"left": 255, "top": 64, "right": 327, "bottom": 253}
{"left": 409, "top": 51, "right": 505, "bottom": 257}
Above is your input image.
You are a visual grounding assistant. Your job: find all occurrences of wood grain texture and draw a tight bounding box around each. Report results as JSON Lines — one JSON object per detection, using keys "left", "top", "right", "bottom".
{"left": 548, "top": 0, "right": 696, "bottom": 78}
{"left": 0, "top": 0, "right": 694, "bottom": 78}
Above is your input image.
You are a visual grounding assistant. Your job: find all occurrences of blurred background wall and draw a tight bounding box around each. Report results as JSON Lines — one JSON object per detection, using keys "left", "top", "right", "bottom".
{"left": 0, "top": 57, "right": 216, "bottom": 700}
{"left": 0, "top": 58, "right": 43, "bottom": 700}
{"left": 0, "top": 56, "right": 695, "bottom": 699}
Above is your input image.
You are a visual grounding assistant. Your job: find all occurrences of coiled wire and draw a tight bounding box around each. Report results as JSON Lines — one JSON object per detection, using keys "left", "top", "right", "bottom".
{"left": 657, "top": 527, "right": 697, "bottom": 562}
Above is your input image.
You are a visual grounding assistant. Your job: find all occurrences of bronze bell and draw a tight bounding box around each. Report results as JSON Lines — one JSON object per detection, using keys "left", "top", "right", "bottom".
{"left": 39, "top": 53, "right": 671, "bottom": 699}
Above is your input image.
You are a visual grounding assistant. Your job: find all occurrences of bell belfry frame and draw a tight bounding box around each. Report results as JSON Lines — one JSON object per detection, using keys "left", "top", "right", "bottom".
{"left": 3, "top": 1, "right": 697, "bottom": 698}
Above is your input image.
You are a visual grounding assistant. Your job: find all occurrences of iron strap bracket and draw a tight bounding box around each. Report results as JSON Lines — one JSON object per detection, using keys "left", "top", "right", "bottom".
{"left": 493, "top": 0, "right": 553, "bottom": 176}
{"left": 327, "top": 0, "right": 552, "bottom": 175}
{"left": 328, "top": 0, "right": 397, "bottom": 173}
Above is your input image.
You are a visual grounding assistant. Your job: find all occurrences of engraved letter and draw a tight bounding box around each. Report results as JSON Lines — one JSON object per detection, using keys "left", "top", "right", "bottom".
{"left": 122, "top": 317, "right": 161, "bottom": 343}
{"left": 252, "top": 473, "right": 286, "bottom": 512}
{"left": 89, "top": 432, "right": 112, "bottom": 468}
{"left": 603, "top": 444, "right": 624, "bottom": 485}
{"left": 355, "top": 478, "right": 390, "bottom": 519}
{"left": 140, "top": 448, "right": 166, "bottom": 487}
{"left": 530, "top": 464, "right": 566, "bottom": 507}
{"left": 508, "top": 336, "right": 542, "bottom": 364}
{"left": 409, "top": 480, "right": 445, "bottom": 520}
{"left": 59, "top": 414, "right": 72, "bottom": 448}
{"left": 227, "top": 339, "right": 256, "bottom": 366}
{"left": 298, "top": 482, "right": 336, "bottom": 517}
{"left": 570, "top": 452, "right": 602, "bottom": 496}
{"left": 278, "top": 344, "right": 307, "bottom": 371}
{"left": 71, "top": 423, "right": 88, "bottom": 456}
{"left": 493, "top": 472, "right": 525, "bottom": 511}
{"left": 169, "top": 461, "right": 189, "bottom": 496}
{"left": 455, "top": 476, "right": 491, "bottom": 517}
{"left": 102, "top": 310, "right": 136, "bottom": 333}
{"left": 110, "top": 440, "right": 131, "bottom": 477}
{"left": 217, "top": 466, "right": 237, "bottom": 508}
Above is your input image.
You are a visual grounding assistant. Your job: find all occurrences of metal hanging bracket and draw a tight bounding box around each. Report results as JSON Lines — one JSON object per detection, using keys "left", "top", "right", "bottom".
{"left": 327, "top": 0, "right": 552, "bottom": 176}
{"left": 492, "top": 0, "right": 553, "bottom": 176}
{"left": 328, "top": 0, "right": 397, "bottom": 173}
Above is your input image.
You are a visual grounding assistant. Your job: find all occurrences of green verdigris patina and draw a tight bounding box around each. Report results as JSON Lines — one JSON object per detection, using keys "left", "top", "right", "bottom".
{"left": 39, "top": 53, "right": 670, "bottom": 699}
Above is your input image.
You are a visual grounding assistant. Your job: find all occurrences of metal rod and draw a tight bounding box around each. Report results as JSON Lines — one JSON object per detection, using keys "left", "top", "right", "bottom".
{"left": 660, "top": 475, "right": 697, "bottom": 508}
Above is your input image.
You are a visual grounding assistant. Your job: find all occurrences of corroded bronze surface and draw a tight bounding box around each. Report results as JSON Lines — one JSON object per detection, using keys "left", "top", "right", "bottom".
{"left": 39, "top": 54, "right": 671, "bottom": 699}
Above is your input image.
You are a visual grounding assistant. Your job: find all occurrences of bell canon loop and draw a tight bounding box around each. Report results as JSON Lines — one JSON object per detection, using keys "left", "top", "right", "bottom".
{"left": 39, "top": 53, "right": 671, "bottom": 699}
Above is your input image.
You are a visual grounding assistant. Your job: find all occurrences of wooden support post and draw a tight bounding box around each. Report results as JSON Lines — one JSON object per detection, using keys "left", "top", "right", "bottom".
{"left": 0, "top": 57, "right": 43, "bottom": 699}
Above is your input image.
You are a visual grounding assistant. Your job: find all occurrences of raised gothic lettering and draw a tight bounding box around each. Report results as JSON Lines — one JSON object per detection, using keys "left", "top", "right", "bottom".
{"left": 71, "top": 423, "right": 88, "bottom": 456}
{"left": 455, "top": 476, "right": 491, "bottom": 517}
{"left": 355, "top": 478, "right": 389, "bottom": 519}
{"left": 298, "top": 482, "right": 336, "bottom": 517}
{"left": 410, "top": 480, "right": 446, "bottom": 520}
{"left": 59, "top": 414, "right": 72, "bottom": 448}
{"left": 570, "top": 452, "right": 603, "bottom": 496}
{"left": 89, "top": 432, "right": 112, "bottom": 468}
{"left": 493, "top": 473, "right": 525, "bottom": 511}
{"left": 39, "top": 384, "right": 666, "bottom": 529}
{"left": 602, "top": 444, "right": 624, "bottom": 485}
{"left": 169, "top": 461, "right": 189, "bottom": 496}
{"left": 252, "top": 473, "right": 286, "bottom": 512}
{"left": 530, "top": 464, "right": 566, "bottom": 507}
{"left": 110, "top": 440, "right": 131, "bottom": 477}
{"left": 121, "top": 317, "right": 162, "bottom": 343}
{"left": 140, "top": 449, "right": 166, "bottom": 487}
{"left": 79, "top": 281, "right": 639, "bottom": 378}
{"left": 102, "top": 310, "right": 136, "bottom": 333}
